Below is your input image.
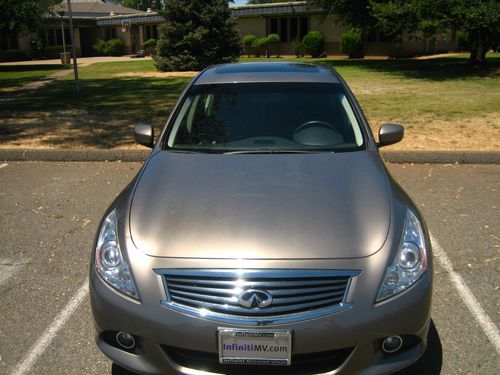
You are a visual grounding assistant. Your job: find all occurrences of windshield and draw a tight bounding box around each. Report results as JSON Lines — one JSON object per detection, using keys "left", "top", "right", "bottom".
{"left": 165, "top": 83, "right": 365, "bottom": 153}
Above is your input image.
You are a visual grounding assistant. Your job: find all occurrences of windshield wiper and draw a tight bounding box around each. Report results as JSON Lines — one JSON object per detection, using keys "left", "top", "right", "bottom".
{"left": 224, "top": 149, "right": 330, "bottom": 155}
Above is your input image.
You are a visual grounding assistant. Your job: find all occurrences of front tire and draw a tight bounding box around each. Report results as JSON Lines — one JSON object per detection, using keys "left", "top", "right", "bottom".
{"left": 111, "top": 363, "right": 137, "bottom": 375}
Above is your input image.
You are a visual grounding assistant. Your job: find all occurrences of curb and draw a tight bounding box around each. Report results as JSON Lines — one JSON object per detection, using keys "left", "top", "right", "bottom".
{"left": 381, "top": 151, "right": 500, "bottom": 164}
{"left": 0, "top": 149, "right": 499, "bottom": 164}
{"left": 0, "top": 149, "right": 150, "bottom": 162}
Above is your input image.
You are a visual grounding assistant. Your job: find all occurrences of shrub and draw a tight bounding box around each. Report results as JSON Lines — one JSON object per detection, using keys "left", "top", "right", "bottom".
{"left": 266, "top": 33, "right": 280, "bottom": 57}
{"left": 242, "top": 34, "right": 257, "bottom": 57}
{"left": 302, "top": 31, "right": 324, "bottom": 58}
{"left": 106, "top": 39, "right": 124, "bottom": 56}
{"left": 292, "top": 39, "right": 305, "bottom": 57}
{"left": 143, "top": 38, "right": 157, "bottom": 55}
{"left": 257, "top": 37, "right": 270, "bottom": 57}
{"left": 93, "top": 39, "right": 107, "bottom": 55}
{"left": 154, "top": 0, "right": 241, "bottom": 72}
{"left": 340, "top": 28, "right": 364, "bottom": 58}
{"left": 251, "top": 38, "right": 262, "bottom": 57}
{"left": 0, "top": 49, "right": 29, "bottom": 62}
{"left": 93, "top": 39, "right": 124, "bottom": 56}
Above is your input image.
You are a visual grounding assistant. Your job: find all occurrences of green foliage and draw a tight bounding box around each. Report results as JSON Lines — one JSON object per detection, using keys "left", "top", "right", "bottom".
{"left": 106, "top": 39, "right": 124, "bottom": 56}
{"left": 308, "top": 1, "right": 376, "bottom": 31}
{"left": 0, "top": 49, "right": 29, "bottom": 62}
{"left": 143, "top": 38, "right": 157, "bottom": 48}
{"left": 456, "top": 30, "right": 471, "bottom": 52}
{"left": 247, "top": 0, "right": 287, "bottom": 3}
{"left": 154, "top": 0, "right": 241, "bottom": 71}
{"left": 0, "top": 0, "right": 59, "bottom": 40}
{"left": 93, "top": 39, "right": 108, "bottom": 55}
{"left": 251, "top": 38, "right": 262, "bottom": 57}
{"left": 143, "top": 38, "right": 157, "bottom": 55}
{"left": 93, "top": 39, "right": 124, "bottom": 56}
{"left": 256, "top": 37, "right": 270, "bottom": 57}
{"left": 266, "top": 33, "right": 280, "bottom": 57}
{"left": 340, "top": 28, "right": 364, "bottom": 58}
{"left": 122, "top": 0, "right": 156, "bottom": 11}
{"left": 267, "top": 33, "right": 280, "bottom": 44}
{"left": 302, "top": 31, "right": 324, "bottom": 58}
{"left": 292, "top": 39, "right": 305, "bottom": 57}
{"left": 242, "top": 34, "right": 257, "bottom": 56}
{"left": 369, "top": 0, "right": 500, "bottom": 64}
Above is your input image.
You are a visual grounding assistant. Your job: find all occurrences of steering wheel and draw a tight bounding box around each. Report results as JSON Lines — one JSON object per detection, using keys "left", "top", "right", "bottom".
{"left": 293, "top": 120, "right": 338, "bottom": 136}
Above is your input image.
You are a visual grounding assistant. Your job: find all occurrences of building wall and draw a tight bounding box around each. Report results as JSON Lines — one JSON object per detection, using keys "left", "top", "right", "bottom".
{"left": 236, "top": 17, "right": 267, "bottom": 39}
{"left": 234, "top": 13, "right": 457, "bottom": 57}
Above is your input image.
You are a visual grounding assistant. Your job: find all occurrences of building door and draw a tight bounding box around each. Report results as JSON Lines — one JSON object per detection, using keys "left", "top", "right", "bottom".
{"left": 131, "top": 25, "right": 139, "bottom": 54}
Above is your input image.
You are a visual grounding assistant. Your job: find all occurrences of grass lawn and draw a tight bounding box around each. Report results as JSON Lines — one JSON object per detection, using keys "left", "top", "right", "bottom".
{"left": 0, "top": 65, "right": 70, "bottom": 92}
{"left": 0, "top": 53, "right": 498, "bottom": 150}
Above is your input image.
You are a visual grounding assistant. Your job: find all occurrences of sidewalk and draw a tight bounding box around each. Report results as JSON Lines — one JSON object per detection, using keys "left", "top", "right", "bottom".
{"left": 0, "top": 55, "right": 152, "bottom": 67}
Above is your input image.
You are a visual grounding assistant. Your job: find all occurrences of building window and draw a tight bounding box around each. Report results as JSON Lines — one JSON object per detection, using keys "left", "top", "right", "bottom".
{"left": 105, "top": 27, "right": 117, "bottom": 40}
{"left": 290, "top": 17, "right": 298, "bottom": 41}
{"left": 280, "top": 18, "right": 289, "bottom": 42}
{"left": 269, "top": 18, "right": 278, "bottom": 35}
{"left": 47, "top": 29, "right": 57, "bottom": 46}
{"left": 299, "top": 17, "right": 309, "bottom": 39}
{"left": 267, "top": 16, "right": 309, "bottom": 43}
{"left": 144, "top": 25, "right": 158, "bottom": 41}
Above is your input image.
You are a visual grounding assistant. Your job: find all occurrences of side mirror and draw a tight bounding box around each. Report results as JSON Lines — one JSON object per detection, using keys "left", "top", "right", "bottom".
{"left": 134, "top": 124, "right": 154, "bottom": 148}
{"left": 378, "top": 123, "right": 404, "bottom": 147}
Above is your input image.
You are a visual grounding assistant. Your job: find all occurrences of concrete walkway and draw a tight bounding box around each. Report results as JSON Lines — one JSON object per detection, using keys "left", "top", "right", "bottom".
{"left": 0, "top": 55, "right": 152, "bottom": 67}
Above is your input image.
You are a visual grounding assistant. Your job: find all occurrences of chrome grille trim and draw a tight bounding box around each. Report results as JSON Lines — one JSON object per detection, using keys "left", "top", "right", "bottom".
{"left": 154, "top": 269, "right": 361, "bottom": 325}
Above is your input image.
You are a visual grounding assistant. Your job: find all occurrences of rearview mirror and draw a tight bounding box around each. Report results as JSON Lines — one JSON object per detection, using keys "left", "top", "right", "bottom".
{"left": 134, "top": 124, "right": 154, "bottom": 148}
{"left": 378, "top": 123, "right": 404, "bottom": 147}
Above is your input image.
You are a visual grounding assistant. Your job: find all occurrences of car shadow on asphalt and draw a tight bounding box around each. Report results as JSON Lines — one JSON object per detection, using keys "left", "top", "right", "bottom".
{"left": 396, "top": 319, "right": 443, "bottom": 374}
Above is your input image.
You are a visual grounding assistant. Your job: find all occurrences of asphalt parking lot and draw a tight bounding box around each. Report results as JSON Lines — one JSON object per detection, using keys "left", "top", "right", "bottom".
{"left": 0, "top": 161, "right": 498, "bottom": 375}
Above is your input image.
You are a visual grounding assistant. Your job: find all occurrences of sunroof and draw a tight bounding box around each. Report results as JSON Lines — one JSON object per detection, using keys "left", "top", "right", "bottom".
{"left": 214, "top": 62, "right": 320, "bottom": 74}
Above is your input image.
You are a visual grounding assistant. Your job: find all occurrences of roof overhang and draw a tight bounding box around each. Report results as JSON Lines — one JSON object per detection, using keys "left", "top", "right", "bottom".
{"left": 230, "top": 1, "right": 320, "bottom": 17}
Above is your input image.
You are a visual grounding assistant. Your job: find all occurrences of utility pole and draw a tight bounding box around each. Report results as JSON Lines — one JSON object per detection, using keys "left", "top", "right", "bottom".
{"left": 67, "top": 0, "right": 79, "bottom": 91}
{"left": 58, "top": 11, "right": 66, "bottom": 60}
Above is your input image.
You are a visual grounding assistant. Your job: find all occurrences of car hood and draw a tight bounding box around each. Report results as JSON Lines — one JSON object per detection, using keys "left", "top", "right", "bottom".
{"left": 129, "top": 151, "right": 391, "bottom": 259}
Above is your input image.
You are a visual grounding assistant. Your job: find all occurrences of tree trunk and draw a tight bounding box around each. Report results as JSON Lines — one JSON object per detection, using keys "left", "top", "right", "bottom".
{"left": 469, "top": 32, "right": 488, "bottom": 65}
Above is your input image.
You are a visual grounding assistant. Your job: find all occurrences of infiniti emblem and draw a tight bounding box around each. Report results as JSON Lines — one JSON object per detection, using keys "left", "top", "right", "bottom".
{"left": 237, "top": 289, "right": 273, "bottom": 308}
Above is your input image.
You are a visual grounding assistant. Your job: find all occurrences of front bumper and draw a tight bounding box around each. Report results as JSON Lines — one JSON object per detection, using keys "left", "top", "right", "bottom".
{"left": 90, "top": 245, "right": 432, "bottom": 375}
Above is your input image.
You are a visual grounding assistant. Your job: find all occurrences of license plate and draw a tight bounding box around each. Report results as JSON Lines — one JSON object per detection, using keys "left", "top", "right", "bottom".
{"left": 218, "top": 329, "right": 292, "bottom": 366}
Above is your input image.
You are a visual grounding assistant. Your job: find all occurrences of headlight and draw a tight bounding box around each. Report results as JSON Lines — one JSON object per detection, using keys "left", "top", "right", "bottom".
{"left": 377, "top": 209, "right": 428, "bottom": 302}
{"left": 95, "top": 210, "right": 138, "bottom": 299}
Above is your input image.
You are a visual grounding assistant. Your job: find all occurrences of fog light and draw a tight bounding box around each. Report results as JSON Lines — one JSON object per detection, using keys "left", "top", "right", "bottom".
{"left": 116, "top": 332, "right": 135, "bottom": 349}
{"left": 382, "top": 335, "right": 403, "bottom": 353}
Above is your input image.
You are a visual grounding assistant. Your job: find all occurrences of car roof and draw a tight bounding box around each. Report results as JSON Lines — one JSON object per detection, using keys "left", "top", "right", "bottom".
{"left": 194, "top": 62, "right": 341, "bottom": 85}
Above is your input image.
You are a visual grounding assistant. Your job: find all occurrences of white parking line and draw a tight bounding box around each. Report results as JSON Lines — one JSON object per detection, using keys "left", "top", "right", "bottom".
{"left": 10, "top": 281, "right": 89, "bottom": 375}
{"left": 430, "top": 233, "right": 500, "bottom": 354}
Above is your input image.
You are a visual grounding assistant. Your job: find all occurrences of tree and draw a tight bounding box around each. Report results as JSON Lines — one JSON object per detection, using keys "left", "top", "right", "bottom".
{"left": 154, "top": 0, "right": 241, "bottom": 71}
{"left": 307, "top": 0, "right": 377, "bottom": 55}
{"left": 308, "top": 1, "right": 376, "bottom": 32}
{"left": 247, "top": 0, "right": 298, "bottom": 4}
{"left": 370, "top": 0, "right": 500, "bottom": 64}
{"left": 121, "top": 0, "right": 158, "bottom": 10}
{"left": 0, "top": 0, "right": 58, "bottom": 42}
{"left": 242, "top": 34, "right": 257, "bottom": 57}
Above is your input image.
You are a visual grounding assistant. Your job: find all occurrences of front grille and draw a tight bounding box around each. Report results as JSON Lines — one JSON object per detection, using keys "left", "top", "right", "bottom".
{"left": 155, "top": 269, "right": 360, "bottom": 324}
{"left": 162, "top": 345, "right": 354, "bottom": 375}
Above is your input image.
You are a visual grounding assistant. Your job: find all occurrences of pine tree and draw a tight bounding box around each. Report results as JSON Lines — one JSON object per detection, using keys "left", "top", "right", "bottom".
{"left": 154, "top": 0, "right": 241, "bottom": 71}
